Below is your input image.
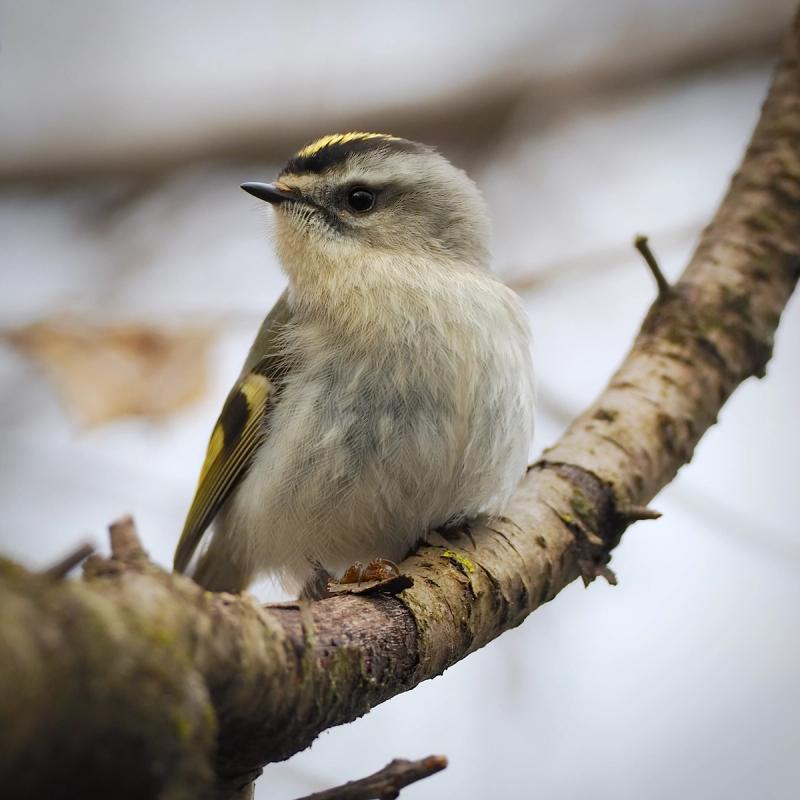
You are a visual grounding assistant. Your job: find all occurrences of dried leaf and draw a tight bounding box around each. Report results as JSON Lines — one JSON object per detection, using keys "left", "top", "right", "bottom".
{"left": 326, "top": 574, "right": 413, "bottom": 596}
{"left": 4, "top": 316, "right": 215, "bottom": 427}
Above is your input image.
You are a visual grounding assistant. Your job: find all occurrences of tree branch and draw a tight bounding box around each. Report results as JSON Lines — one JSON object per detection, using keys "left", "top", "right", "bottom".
{"left": 1, "top": 13, "right": 798, "bottom": 800}
{"left": 293, "top": 755, "right": 447, "bottom": 800}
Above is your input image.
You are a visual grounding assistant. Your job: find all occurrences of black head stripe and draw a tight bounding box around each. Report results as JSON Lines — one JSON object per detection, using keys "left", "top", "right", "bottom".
{"left": 280, "top": 135, "right": 425, "bottom": 177}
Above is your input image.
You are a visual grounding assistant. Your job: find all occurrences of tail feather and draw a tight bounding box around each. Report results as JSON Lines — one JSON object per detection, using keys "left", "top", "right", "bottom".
{"left": 190, "top": 541, "right": 253, "bottom": 594}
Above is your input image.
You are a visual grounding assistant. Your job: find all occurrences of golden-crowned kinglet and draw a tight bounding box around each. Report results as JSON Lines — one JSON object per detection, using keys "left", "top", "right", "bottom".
{"left": 174, "top": 132, "right": 535, "bottom": 595}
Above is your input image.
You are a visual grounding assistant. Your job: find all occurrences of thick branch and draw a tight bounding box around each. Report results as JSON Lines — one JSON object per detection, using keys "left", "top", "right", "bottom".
{"left": 1, "top": 14, "right": 798, "bottom": 800}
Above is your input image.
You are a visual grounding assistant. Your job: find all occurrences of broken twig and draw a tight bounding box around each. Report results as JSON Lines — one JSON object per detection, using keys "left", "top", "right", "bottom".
{"left": 634, "top": 234, "right": 672, "bottom": 300}
{"left": 109, "top": 514, "right": 147, "bottom": 562}
{"left": 43, "top": 542, "right": 95, "bottom": 579}
{"left": 292, "top": 756, "right": 448, "bottom": 800}
{"left": 619, "top": 505, "right": 663, "bottom": 522}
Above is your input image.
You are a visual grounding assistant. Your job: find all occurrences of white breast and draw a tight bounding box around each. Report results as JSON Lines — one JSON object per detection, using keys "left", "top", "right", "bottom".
{"left": 223, "top": 273, "right": 534, "bottom": 592}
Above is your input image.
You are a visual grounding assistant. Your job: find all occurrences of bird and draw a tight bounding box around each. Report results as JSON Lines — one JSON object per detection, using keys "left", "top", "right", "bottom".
{"left": 173, "top": 132, "right": 535, "bottom": 597}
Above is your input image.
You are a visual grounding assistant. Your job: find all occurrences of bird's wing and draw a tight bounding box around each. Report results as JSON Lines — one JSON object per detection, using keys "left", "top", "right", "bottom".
{"left": 173, "top": 290, "right": 293, "bottom": 574}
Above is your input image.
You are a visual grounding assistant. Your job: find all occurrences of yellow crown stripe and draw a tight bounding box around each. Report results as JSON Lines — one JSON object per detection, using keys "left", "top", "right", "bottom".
{"left": 296, "top": 132, "right": 398, "bottom": 159}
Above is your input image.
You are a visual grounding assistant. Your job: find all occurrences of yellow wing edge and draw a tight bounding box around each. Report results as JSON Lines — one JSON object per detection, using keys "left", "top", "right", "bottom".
{"left": 173, "top": 372, "right": 272, "bottom": 574}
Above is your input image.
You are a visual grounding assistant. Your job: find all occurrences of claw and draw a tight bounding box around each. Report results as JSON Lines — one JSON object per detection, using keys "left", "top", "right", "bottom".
{"left": 329, "top": 558, "right": 412, "bottom": 596}
{"left": 339, "top": 561, "right": 365, "bottom": 584}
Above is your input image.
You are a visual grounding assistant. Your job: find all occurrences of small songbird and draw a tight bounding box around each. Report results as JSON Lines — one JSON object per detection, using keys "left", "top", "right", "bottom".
{"left": 174, "top": 132, "right": 535, "bottom": 596}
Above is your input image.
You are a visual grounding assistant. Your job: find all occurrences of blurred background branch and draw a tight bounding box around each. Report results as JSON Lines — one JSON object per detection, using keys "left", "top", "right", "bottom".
{"left": 0, "top": 1, "right": 794, "bottom": 180}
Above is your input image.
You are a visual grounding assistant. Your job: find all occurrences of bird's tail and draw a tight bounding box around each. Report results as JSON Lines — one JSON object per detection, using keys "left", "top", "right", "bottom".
{"left": 189, "top": 539, "right": 253, "bottom": 594}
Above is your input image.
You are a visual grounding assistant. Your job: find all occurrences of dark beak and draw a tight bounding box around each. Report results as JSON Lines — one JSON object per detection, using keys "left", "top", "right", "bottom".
{"left": 240, "top": 182, "right": 296, "bottom": 204}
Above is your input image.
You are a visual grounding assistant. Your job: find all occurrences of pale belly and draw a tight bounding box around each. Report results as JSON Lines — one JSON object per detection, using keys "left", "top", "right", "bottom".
{"left": 223, "top": 323, "right": 534, "bottom": 591}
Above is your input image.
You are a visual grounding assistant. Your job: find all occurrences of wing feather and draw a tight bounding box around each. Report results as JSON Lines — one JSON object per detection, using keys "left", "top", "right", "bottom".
{"left": 173, "top": 289, "right": 293, "bottom": 575}
{"left": 173, "top": 371, "right": 272, "bottom": 573}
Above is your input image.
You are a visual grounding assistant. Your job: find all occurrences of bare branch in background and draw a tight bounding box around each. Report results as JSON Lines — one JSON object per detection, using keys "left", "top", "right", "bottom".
{"left": 1, "top": 3, "right": 791, "bottom": 180}
{"left": 0, "top": 11, "right": 798, "bottom": 800}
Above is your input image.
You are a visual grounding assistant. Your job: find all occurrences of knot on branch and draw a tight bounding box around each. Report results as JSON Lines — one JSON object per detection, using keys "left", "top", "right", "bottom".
{"left": 534, "top": 461, "right": 661, "bottom": 586}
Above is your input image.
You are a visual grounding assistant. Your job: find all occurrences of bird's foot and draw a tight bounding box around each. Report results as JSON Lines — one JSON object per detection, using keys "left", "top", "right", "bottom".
{"left": 327, "top": 558, "right": 412, "bottom": 596}
{"left": 339, "top": 558, "right": 401, "bottom": 584}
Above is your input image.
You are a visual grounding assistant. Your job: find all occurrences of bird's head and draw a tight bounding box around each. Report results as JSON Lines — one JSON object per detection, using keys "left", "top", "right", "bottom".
{"left": 242, "top": 133, "right": 490, "bottom": 293}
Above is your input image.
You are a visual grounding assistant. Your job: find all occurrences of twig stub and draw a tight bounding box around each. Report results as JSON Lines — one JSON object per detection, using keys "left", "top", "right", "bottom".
{"left": 292, "top": 755, "right": 448, "bottom": 800}
{"left": 634, "top": 234, "right": 673, "bottom": 300}
{"left": 619, "top": 504, "right": 663, "bottom": 522}
{"left": 43, "top": 542, "right": 95, "bottom": 579}
{"left": 109, "top": 514, "right": 148, "bottom": 562}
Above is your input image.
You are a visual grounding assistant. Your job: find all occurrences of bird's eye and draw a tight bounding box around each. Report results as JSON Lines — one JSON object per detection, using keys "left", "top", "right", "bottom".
{"left": 346, "top": 187, "right": 376, "bottom": 213}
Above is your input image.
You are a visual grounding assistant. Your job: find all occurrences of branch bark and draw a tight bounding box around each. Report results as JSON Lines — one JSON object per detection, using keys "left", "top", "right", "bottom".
{"left": 1, "top": 14, "right": 798, "bottom": 800}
